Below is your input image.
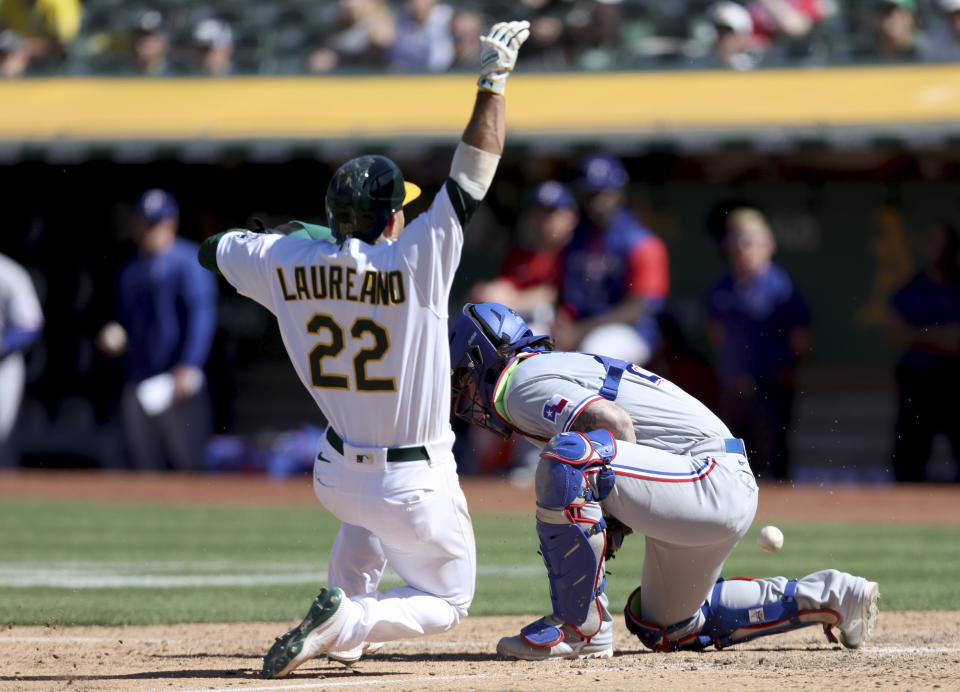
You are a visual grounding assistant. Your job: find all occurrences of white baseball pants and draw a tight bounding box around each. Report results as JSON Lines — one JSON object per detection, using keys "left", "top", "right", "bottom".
{"left": 312, "top": 439, "right": 476, "bottom": 648}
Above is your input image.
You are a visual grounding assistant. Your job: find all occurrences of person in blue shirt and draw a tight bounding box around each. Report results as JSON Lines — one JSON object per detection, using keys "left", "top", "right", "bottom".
{"left": 885, "top": 222, "right": 960, "bottom": 482}
{"left": 707, "top": 207, "right": 811, "bottom": 481}
{"left": 554, "top": 153, "right": 670, "bottom": 366}
{"left": 97, "top": 189, "right": 217, "bottom": 470}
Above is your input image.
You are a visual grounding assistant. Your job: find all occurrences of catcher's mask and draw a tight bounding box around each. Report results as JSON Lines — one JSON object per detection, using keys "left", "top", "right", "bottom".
{"left": 448, "top": 302, "right": 553, "bottom": 438}
{"left": 325, "top": 155, "right": 421, "bottom": 244}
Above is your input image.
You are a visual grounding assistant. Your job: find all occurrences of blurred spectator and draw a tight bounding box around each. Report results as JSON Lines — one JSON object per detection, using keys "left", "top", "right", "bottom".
{"left": 0, "top": 29, "right": 29, "bottom": 77}
{"left": 130, "top": 9, "right": 171, "bottom": 76}
{"left": 471, "top": 181, "right": 578, "bottom": 335}
{"left": 707, "top": 1, "right": 767, "bottom": 70}
{"left": 857, "top": 0, "right": 921, "bottom": 60}
{"left": 884, "top": 222, "right": 960, "bottom": 482}
{"left": 566, "top": 0, "right": 628, "bottom": 70}
{"left": 451, "top": 7, "right": 483, "bottom": 67}
{"left": 308, "top": 0, "right": 396, "bottom": 73}
{"left": 746, "top": 0, "right": 830, "bottom": 61}
{"left": 707, "top": 207, "right": 811, "bottom": 481}
{"left": 922, "top": 0, "right": 960, "bottom": 62}
{"left": 96, "top": 189, "right": 217, "bottom": 471}
{"left": 518, "top": 0, "right": 574, "bottom": 69}
{"left": 748, "top": 0, "right": 823, "bottom": 42}
{"left": 191, "top": 18, "right": 234, "bottom": 76}
{"left": 0, "top": 0, "right": 82, "bottom": 66}
{"left": 554, "top": 153, "right": 669, "bottom": 366}
{"left": 0, "top": 252, "right": 44, "bottom": 467}
{"left": 388, "top": 0, "right": 455, "bottom": 72}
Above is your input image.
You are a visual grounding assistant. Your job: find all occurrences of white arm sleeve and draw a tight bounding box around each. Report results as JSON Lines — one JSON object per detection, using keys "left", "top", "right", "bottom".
{"left": 216, "top": 231, "right": 281, "bottom": 314}
{"left": 449, "top": 141, "right": 500, "bottom": 201}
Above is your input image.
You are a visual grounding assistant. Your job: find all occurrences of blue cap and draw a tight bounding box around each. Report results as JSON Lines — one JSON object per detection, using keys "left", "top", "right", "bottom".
{"left": 531, "top": 181, "right": 577, "bottom": 210}
{"left": 574, "top": 153, "right": 629, "bottom": 194}
{"left": 136, "top": 189, "right": 179, "bottom": 223}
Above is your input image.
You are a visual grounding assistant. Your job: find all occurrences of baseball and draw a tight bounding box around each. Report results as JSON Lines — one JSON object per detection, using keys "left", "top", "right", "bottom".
{"left": 96, "top": 321, "right": 128, "bottom": 355}
{"left": 757, "top": 525, "right": 784, "bottom": 553}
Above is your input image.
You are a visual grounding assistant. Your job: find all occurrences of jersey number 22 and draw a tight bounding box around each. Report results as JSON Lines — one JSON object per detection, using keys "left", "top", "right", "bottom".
{"left": 307, "top": 313, "right": 395, "bottom": 392}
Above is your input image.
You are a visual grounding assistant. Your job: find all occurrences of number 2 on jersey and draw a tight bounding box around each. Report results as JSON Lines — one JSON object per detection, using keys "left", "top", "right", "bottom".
{"left": 307, "top": 313, "right": 395, "bottom": 392}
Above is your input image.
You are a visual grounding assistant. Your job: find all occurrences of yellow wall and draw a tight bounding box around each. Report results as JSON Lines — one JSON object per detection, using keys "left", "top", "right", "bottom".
{"left": 2, "top": 65, "right": 960, "bottom": 141}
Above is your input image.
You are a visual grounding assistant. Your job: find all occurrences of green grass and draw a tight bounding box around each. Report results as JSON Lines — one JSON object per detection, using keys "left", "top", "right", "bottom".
{"left": 0, "top": 499, "right": 956, "bottom": 625}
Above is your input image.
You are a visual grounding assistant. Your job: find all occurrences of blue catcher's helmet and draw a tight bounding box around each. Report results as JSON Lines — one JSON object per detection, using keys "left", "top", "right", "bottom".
{"left": 449, "top": 302, "right": 552, "bottom": 438}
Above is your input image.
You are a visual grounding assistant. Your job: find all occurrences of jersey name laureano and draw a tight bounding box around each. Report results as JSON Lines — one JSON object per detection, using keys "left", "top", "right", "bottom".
{"left": 276, "top": 265, "right": 407, "bottom": 306}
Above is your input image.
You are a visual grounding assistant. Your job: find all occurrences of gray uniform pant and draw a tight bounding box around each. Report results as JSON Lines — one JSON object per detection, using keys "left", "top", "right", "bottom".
{"left": 596, "top": 440, "right": 867, "bottom": 641}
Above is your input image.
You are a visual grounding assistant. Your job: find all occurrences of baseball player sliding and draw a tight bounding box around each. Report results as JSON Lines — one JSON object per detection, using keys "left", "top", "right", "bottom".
{"left": 198, "top": 21, "right": 530, "bottom": 678}
{"left": 449, "top": 302, "right": 880, "bottom": 659}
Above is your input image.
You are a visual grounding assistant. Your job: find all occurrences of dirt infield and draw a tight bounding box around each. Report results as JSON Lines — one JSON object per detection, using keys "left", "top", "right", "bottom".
{"left": 3, "top": 613, "right": 959, "bottom": 691}
{"left": 1, "top": 472, "right": 959, "bottom": 691}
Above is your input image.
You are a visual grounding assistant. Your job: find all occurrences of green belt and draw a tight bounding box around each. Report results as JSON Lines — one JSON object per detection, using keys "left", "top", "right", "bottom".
{"left": 325, "top": 427, "right": 429, "bottom": 463}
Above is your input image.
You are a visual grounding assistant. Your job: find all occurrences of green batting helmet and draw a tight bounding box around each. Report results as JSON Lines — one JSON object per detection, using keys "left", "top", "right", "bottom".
{"left": 325, "top": 155, "right": 422, "bottom": 244}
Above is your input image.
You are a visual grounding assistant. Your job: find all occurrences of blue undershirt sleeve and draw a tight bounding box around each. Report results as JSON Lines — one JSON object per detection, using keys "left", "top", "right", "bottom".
{"left": 0, "top": 325, "right": 41, "bottom": 359}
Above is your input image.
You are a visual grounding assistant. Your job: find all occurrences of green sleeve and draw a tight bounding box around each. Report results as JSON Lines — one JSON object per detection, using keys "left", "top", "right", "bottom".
{"left": 197, "top": 231, "right": 234, "bottom": 274}
{"left": 445, "top": 178, "right": 481, "bottom": 228}
{"left": 284, "top": 221, "right": 336, "bottom": 242}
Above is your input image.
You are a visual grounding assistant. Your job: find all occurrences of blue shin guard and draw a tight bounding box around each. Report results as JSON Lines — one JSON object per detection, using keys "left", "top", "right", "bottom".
{"left": 530, "top": 431, "right": 616, "bottom": 640}
{"left": 625, "top": 579, "right": 842, "bottom": 651}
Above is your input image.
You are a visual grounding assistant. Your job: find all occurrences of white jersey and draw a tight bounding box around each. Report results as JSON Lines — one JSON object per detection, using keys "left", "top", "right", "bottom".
{"left": 216, "top": 184, "right": 463, "bottom": 448}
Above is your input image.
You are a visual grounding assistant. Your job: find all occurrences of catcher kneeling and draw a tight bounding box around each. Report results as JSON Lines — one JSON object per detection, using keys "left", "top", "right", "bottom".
{"left": 449, "top": 302, "right": 880, "bottom": 659}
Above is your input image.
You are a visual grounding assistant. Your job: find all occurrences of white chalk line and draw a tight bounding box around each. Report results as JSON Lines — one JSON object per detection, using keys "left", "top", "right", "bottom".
{"left": 0, "top": 637, "right": 491, "bottom": 648}
{"left": 0, "top": 637, "right": 227, "bottom": 644}
{"left": 177, "top": 651, "right": 960, "bottom": 692}
{"left": 178, "top": 667, "right": 654, "bottom": 692}
{"left": 0, "top": 561, "right": 543, "bottom": 589}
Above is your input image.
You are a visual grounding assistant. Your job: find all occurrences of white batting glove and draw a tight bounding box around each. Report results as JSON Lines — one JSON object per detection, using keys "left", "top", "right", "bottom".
{"left": 477, "top": 20, "right": 530, "bottom": 96}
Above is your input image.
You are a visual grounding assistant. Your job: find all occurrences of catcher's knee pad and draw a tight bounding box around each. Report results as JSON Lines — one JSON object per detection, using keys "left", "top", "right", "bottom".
{"left": 532, "top": 430, "right": 617, "bottom": 637}
{"left": 624, "top": 587, "right": 712, "bottom": 652}
{"left": 537, "top": 430, "right": 617, "bottom": 507}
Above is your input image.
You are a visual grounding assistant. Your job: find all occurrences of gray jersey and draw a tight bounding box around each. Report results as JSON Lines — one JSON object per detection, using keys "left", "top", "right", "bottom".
{"left": 496, "top": 351, "right": 731, "bottom": 453}
{"left": 0, "top": 253, "right": 43, "bottom": 338}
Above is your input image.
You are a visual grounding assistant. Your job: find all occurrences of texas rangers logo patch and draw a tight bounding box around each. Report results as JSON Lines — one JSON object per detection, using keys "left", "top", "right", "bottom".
{"left": 542, "top": 395, "right": 569, "bottom": 423}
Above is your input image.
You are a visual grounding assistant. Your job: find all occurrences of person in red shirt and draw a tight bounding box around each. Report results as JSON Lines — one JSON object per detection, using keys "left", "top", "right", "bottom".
{"left": 470, "top": 180, "right": 578, "bottom": 335}
{"left": 554, "top": 153, "right": 670, "bottom": 366}
{"left": 747, "top": 0, "right": 826, "bottom": 44}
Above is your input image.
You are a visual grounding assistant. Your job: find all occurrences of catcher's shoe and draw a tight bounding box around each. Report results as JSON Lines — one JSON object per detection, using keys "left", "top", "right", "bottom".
{"left": 497, "top": 621, "right": 613, "bottom": 661}
{"left": 327, "top": 641, "right": 384, "bottom": 666}
{"left": 839, "top": 581, "right": 880, "bottom": 649}
{"left": 262, "top": 587, "right": 350, "bottom": 678}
